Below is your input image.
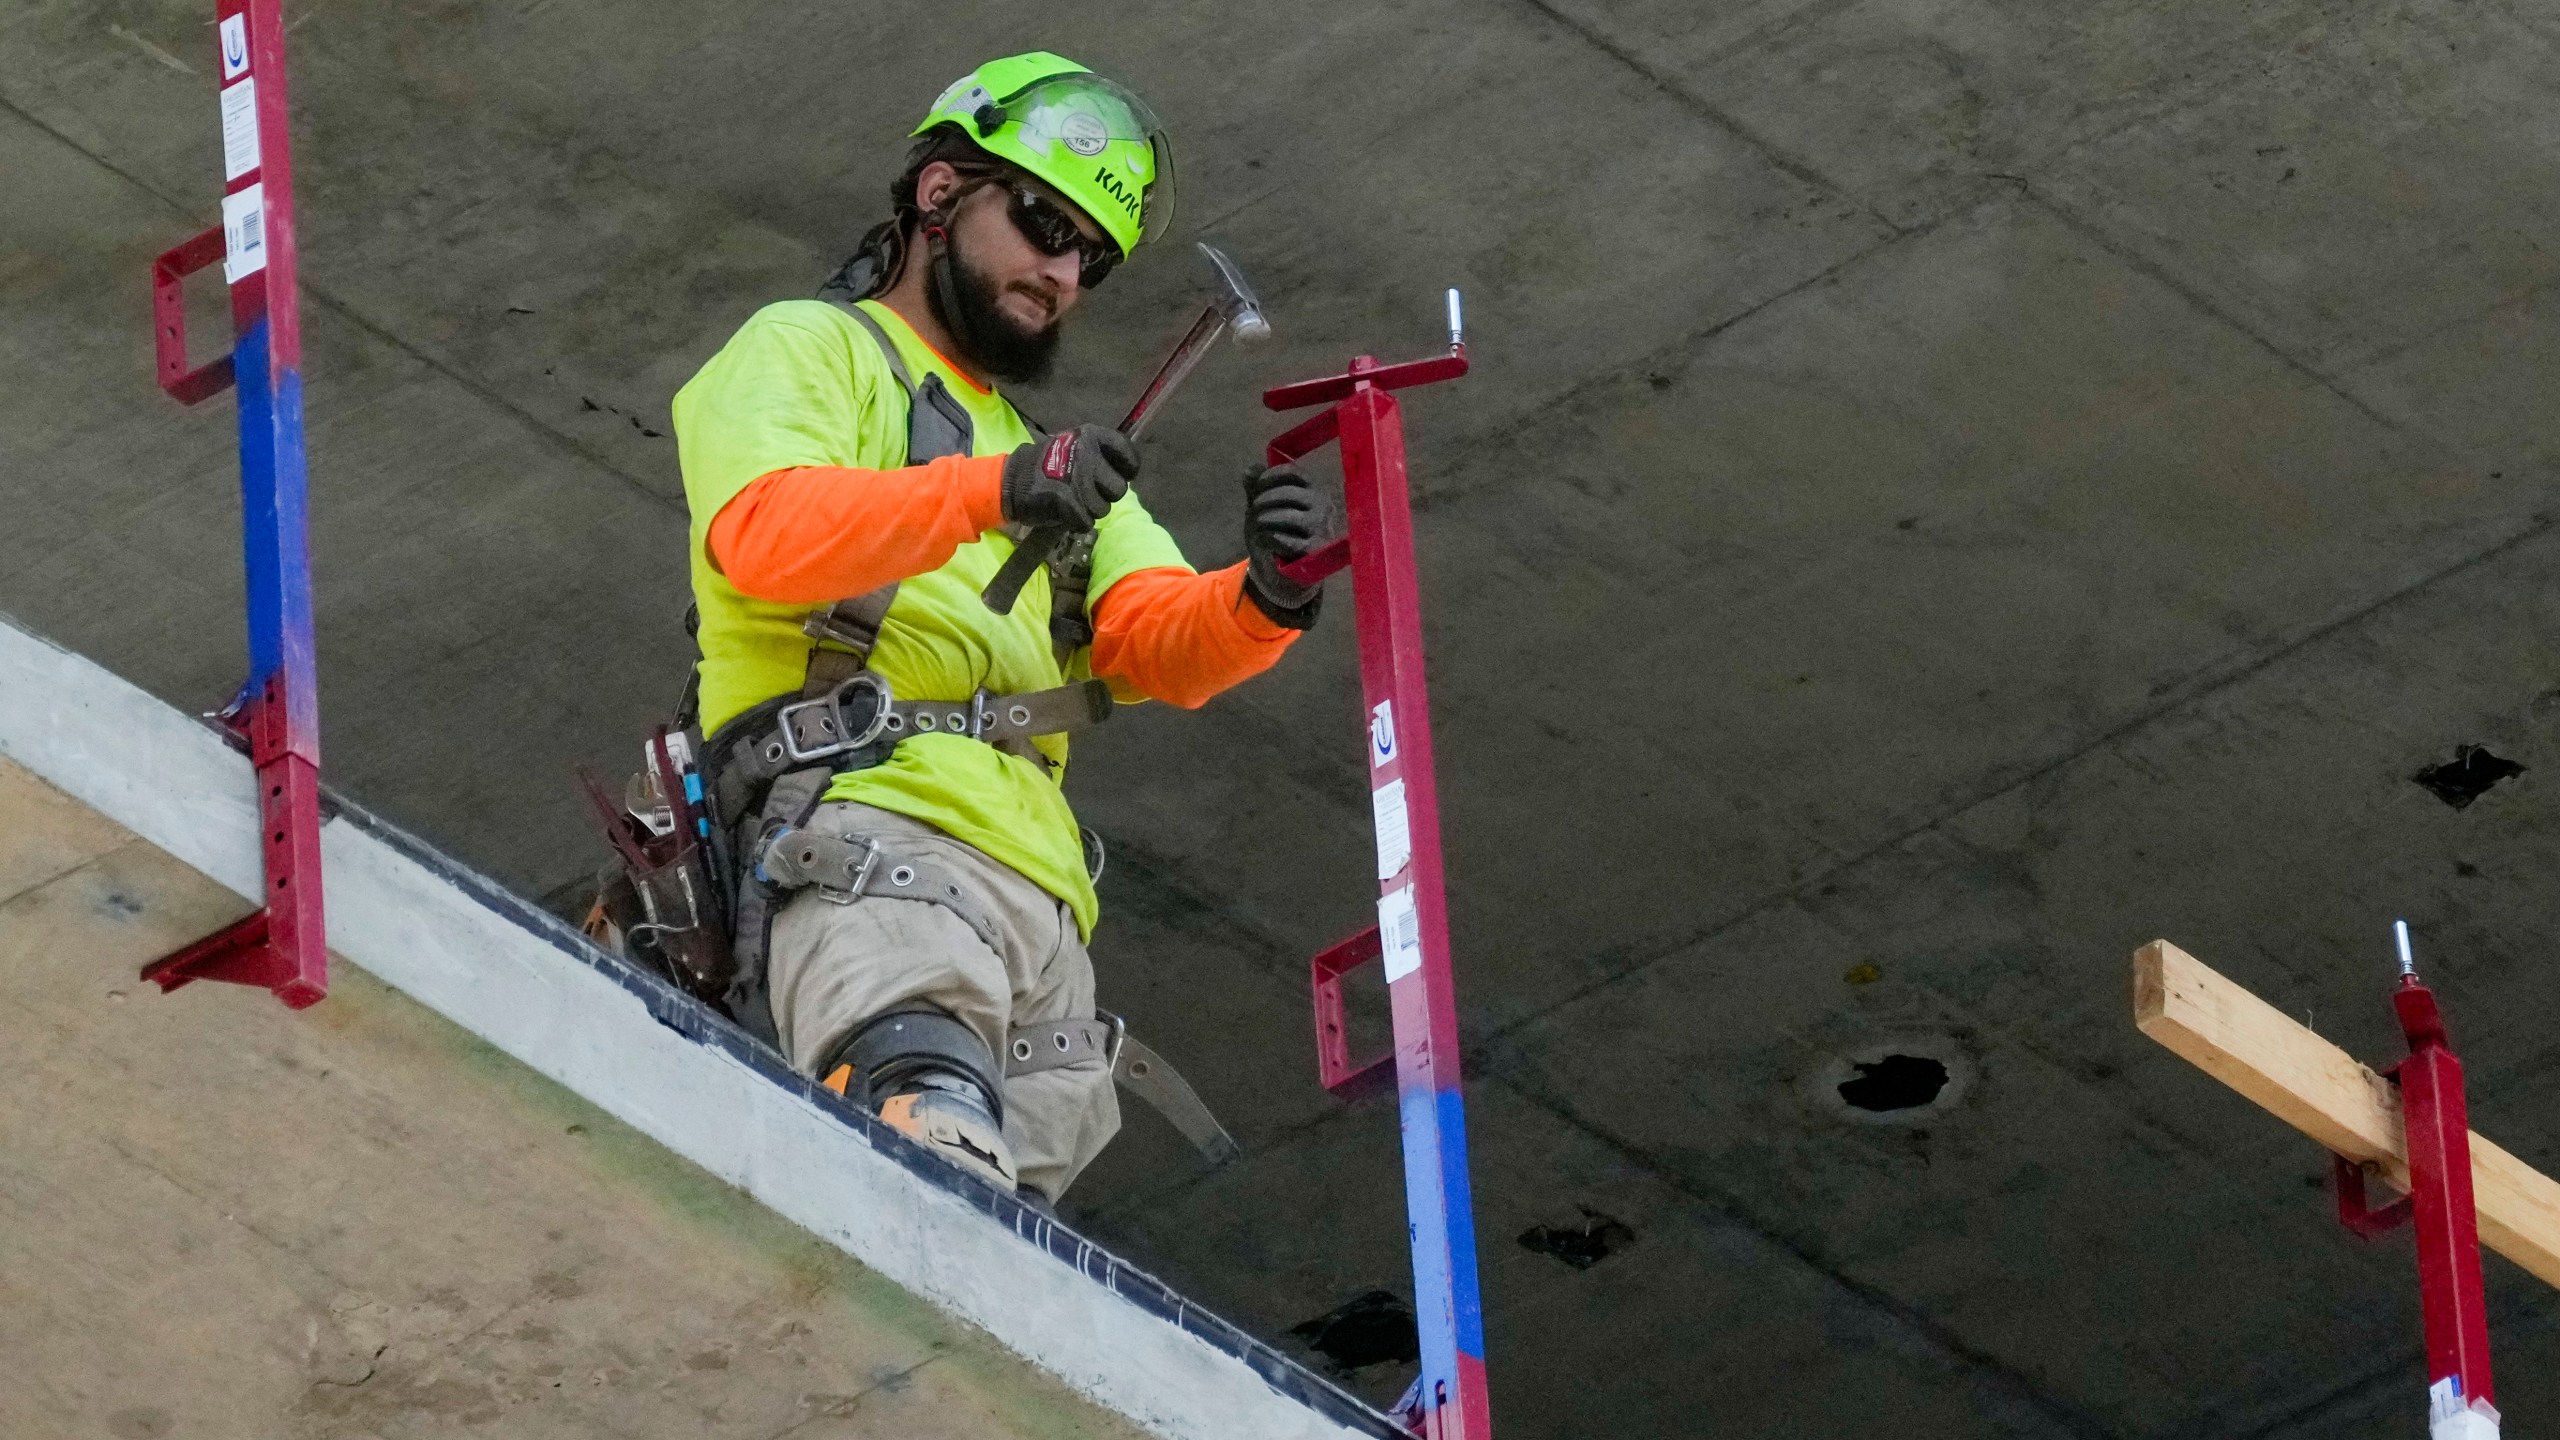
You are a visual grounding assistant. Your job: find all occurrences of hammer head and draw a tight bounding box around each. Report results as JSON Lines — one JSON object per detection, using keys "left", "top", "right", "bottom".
{"left": 1196, "top": 242, "right": 1271, "bottom": 343}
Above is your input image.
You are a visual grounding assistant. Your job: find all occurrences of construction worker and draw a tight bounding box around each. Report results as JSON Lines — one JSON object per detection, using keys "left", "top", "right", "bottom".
{"left": 669, "top": 53, "right": 1324, "bottom": 1203}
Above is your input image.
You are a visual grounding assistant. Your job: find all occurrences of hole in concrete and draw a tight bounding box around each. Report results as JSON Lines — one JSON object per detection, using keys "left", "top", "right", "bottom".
{"left": 1289, "top": 1290, "right": 1419, "bottom": 1372}
{"left": 1809, "top": 1034, "right": 1975, "bottom": 1126}
{"left": 1838, "top": 1054, "right": 1949, "bottom": 1112}
{"left": 1516, "top": 1207, "right": 1635, "bottom": 1270}
{"left": 2414, "top": 745, "right": 2524, "bottom": 809}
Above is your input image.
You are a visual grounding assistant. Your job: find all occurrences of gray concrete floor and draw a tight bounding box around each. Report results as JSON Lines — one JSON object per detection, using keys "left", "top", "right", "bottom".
{"left": 0, "top": 758, "right": 1155, "bottom": 1440}
{"left": 6, "top": 0, "right": 2560, "bottom": 1434}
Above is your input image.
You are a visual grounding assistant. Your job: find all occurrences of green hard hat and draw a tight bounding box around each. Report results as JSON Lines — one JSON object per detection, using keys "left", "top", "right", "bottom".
{"left": 915, "top": 52, "right": 1173, "bottom": 258}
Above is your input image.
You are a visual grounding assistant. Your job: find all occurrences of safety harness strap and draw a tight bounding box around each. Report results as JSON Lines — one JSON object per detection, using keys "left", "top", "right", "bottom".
{"left": 802, "top": 585, "right": 900, "bottom": 695}
{"left": 1113, "top": 1033, "right": 1241, "bottom": 1167}
{"left": 999, "top": 1014, "right": 1236, "bottom": 1166}
{"left": 754, "top": 828, "right": 1006, "bottom": 956}
{"left": 757, "top": 828, "right": 1238, "bottom": 1166}
{"left": 713, "top": 677, "right": 1111, "bottom": 816}
{"left": 828, "top": 292, "right": 1094, "bottom": 673}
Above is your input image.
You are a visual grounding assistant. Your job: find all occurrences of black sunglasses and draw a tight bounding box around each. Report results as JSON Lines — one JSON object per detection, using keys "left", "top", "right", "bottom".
{"left": 1003, "top": 184, "right": 1120, "bottom": 290}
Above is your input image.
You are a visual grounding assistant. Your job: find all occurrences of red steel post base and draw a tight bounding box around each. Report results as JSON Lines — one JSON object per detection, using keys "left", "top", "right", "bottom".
{"left": 139, "top": 681, "right": 328, "bottom": 1009}
{"left": 2329, "top": 935, "right": 2497, "bottom": 1436}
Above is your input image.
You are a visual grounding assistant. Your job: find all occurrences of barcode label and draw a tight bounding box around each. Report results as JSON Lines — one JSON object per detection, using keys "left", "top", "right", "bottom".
{"left": 220, "top": 77, "right": 260, "bottom": 181}
{"left": 221, "top": 183, "right": 266, "bottom": 283}
{"left": 1378, "top": 885, "right": 1422, "bottom": 982}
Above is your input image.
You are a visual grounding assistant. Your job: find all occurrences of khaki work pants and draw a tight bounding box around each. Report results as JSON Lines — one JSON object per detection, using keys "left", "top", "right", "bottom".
{"left": 766, "top": 801, "right": 1120, "bottom": 1199}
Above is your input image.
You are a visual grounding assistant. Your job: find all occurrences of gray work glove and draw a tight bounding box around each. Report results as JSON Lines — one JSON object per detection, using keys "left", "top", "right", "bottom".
{"left": 1242, "top": 462, "right": 1327, "bottom": 629}
{"left": 1002, "top": 425, "right": 1138, "bottom": 532}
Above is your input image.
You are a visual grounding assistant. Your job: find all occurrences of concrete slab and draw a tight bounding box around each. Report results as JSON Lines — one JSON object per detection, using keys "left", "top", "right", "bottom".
{"left": 1488, "top": 490, "right": 2560, "bottom": 1432}
{"left": 1093, "top": 1076, "right": 2098, "bottom": 1435}
{"left": 0, "top": 763, "right": 1153, "bottom": 1440}
{"left": 1537, "top": 0, "right": 2333, "bottom": 228}
{"left": 1126, "top": 194, "right": 2513, "bottom": 1032}
{"left": 2043, "top": 1, "right": 2560, "bottom": 376}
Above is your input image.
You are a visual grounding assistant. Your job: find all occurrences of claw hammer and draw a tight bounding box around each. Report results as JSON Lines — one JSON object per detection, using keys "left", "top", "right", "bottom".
{"left": 982, "top": 242, "right": 1272, "bottom": 614}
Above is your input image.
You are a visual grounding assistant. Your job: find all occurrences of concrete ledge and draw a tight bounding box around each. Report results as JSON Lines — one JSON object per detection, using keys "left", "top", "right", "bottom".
{"left": 0, "top": 611, "right": 1395, "bottom": 1440}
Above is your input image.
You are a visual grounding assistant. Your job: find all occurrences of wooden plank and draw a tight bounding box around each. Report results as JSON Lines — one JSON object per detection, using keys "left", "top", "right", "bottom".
{"left": 2134, "top": 939, "right": 2560, "bottom": 1292}
{"left": 0, "top": 758, "right": 130, "bottom": 908}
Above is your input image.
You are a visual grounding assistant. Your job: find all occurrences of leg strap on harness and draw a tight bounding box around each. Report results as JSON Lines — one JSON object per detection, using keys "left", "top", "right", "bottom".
{"left": 754, "top": 829, "right": 1006, "bottom": 957}
{"left": 763, "top": 828, "right": 1239, "bottom": 1170}
{"left": 1004, "top": 1012, "right": 1241, "bottom": 1169}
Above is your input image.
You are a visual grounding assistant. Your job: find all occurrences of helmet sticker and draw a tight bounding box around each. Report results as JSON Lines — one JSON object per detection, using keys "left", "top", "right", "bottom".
{"left": 1060, "top": 111, "right": 1108, "bottom": 157}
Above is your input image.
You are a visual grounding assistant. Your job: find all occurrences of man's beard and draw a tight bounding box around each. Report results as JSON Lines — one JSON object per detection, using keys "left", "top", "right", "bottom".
{"left": 928, "top": 231, "right": 1062, "bottom": 386}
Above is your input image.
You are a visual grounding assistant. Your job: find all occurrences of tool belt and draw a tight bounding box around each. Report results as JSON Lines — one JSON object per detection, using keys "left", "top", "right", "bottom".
{"left": 697, "top": 661, "right": 1109, "bottom": 1040}
{"left": 709, "top": 669, "right": 1114, "bottom": 824}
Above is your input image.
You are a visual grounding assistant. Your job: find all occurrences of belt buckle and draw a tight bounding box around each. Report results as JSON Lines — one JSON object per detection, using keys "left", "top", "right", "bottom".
{"left": 817, "top": 835, "right": 883, "bottom": 906}
{"left": 777, "top": 673, "right": 893, "bottom": 764}
{"left": 1096, "top": 1008, "right": 1127, "bottom": 1070}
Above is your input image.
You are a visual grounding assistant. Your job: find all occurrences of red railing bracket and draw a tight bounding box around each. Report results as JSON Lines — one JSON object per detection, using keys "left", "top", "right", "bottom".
{"left": 1310, "top": 926, "right": 1394, "bottom": 1095}
{"left": 152, "top": 226, "right": 236, "bottom": 405}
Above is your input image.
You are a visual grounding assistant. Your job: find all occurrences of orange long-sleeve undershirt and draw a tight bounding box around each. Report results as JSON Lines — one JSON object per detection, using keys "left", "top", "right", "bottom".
{"left": 708, "top": 464, "right": 1298, "bottom": 709}
{"left": 1089, "top": 563, "right": 1297, "bottom": 708}
{"left": 708, "top": 457, "right": 1008, "bottom": 603}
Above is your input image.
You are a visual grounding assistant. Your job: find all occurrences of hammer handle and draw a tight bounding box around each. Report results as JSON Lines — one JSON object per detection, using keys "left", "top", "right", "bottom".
{"left": 981, "top": 306, "right": 1235, "bottom": 616}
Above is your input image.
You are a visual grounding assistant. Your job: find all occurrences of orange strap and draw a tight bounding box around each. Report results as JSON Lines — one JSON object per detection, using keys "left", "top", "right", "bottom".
{"left": 707, "top": 458, "right": 1007, "bottom": 604}
{"left": 1091, "top": 565, "right": 1300, "bottom": 709}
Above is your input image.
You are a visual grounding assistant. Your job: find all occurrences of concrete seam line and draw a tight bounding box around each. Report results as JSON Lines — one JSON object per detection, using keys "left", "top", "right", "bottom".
{"left": 0, "top": 610, "right": 1391, "bottom": 1440}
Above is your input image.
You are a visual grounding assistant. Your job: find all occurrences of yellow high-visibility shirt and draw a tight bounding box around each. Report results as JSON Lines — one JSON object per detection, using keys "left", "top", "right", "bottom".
{"left": 673, "top": 298, "right": 1189, "bottom": 936}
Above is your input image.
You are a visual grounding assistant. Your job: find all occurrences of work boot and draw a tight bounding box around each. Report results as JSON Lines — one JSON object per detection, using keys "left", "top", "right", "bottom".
{"left": 828, "top": 1065, "right": 1016, "bottom": 1190}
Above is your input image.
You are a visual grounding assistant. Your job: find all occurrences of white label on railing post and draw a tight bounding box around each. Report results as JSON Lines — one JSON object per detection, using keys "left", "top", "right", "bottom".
{"left": 218, "top": 14, "right": 249, "bottom": 79}
{"left": 219, "top": 78, "right": 260, "bottom": 181}
{"left": 1378, "top": 885, "right": 1422, "bottom": 983}
{"left": 1371, "top": 778, "right": 1411, "bottom": 881}
{"left": 221, "top": 183, "right": 267, "bottom": 283}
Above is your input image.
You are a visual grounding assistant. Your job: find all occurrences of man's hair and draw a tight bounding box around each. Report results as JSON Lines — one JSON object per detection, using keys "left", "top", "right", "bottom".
{"left": 819, "top": 126, "right": 1007, "bottom": 303}
{"left": 890, "top": 126, "right": 1003, "bottom": 217}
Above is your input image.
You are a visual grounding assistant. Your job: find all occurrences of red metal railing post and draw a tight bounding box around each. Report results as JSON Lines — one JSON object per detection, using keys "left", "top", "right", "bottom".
{"left": 2393, "top": 969, "right": 2496, "bottom": 1428}
{"left": 1268, "top": 294, "right": 1491, "bottom": 1440}
{"left": 2330, "top": 924, "right": 2499, "bottom": 1437}
{"left": 139, "top": 0, "right": 327, "bottom": 1008}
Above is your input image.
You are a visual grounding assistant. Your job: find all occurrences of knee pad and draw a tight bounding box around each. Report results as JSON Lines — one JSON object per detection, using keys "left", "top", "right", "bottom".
{"left": 816, "top": 1006, "right": 1004, "bottom": 1124}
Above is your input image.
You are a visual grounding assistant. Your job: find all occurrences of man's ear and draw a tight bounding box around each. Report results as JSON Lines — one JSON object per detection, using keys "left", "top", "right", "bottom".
{"left": 913, "top": 160, "right": 963, "bottom": 215}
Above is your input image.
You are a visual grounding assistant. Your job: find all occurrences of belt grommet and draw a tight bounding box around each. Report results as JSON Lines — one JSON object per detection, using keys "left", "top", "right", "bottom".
{"left": 1012, "top": 1038, "right": 1034, "bottom": 1062}
{"left": 763, "top": 742, "right": 784, "bottom": 762}
{"left": 947, "top": 711, "right": 967, "bottom": 730}
{"left": 1053, "top": 1031, "right": 1071, "bottom": 1052}
{"left": 889, "top": 865, "right": 915, "bottom": 887}
{"left": 1009, "top": 704, "right": 1032, "bottom": 726}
